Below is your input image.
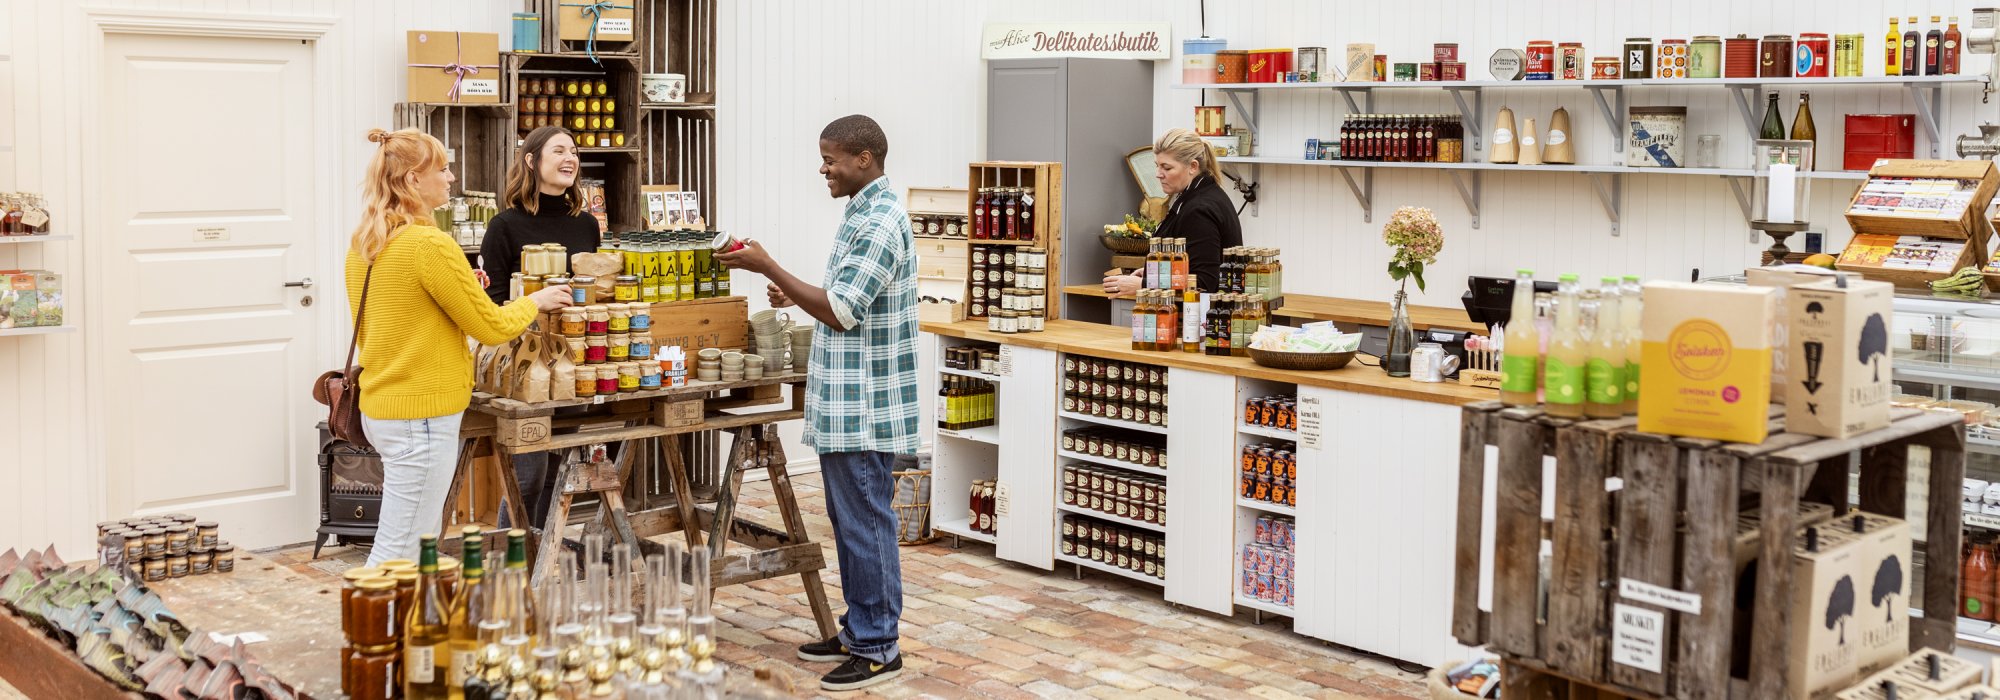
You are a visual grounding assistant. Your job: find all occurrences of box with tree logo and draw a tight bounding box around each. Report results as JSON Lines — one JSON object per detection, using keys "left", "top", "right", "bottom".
{"left": 1783, "top": 279, "right": 1893, "bottom": 439}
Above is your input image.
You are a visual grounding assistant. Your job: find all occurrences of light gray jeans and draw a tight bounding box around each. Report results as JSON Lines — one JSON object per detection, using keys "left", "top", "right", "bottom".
{"left": 361, "top": 412, "right": 463, "bottom": 566}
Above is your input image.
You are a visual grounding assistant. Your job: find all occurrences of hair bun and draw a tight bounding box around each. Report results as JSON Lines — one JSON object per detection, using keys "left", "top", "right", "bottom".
{"left": 366, "top": 128, "right": 391, "bottom": 144}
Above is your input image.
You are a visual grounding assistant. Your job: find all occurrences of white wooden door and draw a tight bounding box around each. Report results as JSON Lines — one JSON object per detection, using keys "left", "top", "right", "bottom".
{"left": 96, "top": 32, "right": 320, "bottom": 548}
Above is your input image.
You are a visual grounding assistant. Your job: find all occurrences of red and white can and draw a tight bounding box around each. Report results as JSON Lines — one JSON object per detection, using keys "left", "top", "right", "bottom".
{"left": 1420, "top": 63, "right": 1439, "bottom": 81}
{"left": 1724, "top": 34, "right": 1760, "bottom": 78}
{"left": 1795, "top": 32, "right": 1830, "bottom": 77}
{"left": 1591, "top": 57, "right": 1621, "bottom": 80}
{"left": 1440, "top": 61, "right": 1467, "bottom": 81}
{"left": 1559, "top": 42, "right": 1586, "bottom": 79}
{"left": 710, "top": 231, "right": 745, "bottom": 253}
{"left": 1433, "top": 43, "right": 1459, "bottom": 62}
{"left": 1526, "top": 41, "right": 1555, "bottom": 78}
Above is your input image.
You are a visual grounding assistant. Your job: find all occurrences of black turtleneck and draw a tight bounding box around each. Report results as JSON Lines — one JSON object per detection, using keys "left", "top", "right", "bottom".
{"left": 1155, "top": 175, "right": 1244, "bottom": 292}
{"left": 478, "top": 192, "right": 603, "bottom": 303}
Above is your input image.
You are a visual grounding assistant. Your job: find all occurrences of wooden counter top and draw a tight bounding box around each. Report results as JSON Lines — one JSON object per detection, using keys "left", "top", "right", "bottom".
{"left": 1061, "top": 284, "right": 1485, "bottom": 335}
{"left": 922, "top": 319, "right": 1495, "bottom": 406}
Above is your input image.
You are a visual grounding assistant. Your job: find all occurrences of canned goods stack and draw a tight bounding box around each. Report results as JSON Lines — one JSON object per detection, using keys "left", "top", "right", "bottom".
{"left": 1241, "top": 441, "right": 1299, "bottom": 507}
{"left": 1061, "top": 463, "right": 1167, "bottom": 527}
{"left": 1060, "top": 514, "right": 1166, "bottom": 581}
{"left": 1243, "top": 394, "right": 1298, "bottom": 432}
{"left": 1061, "top": 356, "right": 1168, "bottom": 427}
{"left": 1241, "top": 515, "right": 1297, "bottom": 609}
{"left": 98, "top": 515, "right": 234, "bottom": 584}
{"left": 1060, "top": 427, "right": 1167, "bottom": 470}
{"left": 969, "top": 244, "right": 1047, "bottom": 332}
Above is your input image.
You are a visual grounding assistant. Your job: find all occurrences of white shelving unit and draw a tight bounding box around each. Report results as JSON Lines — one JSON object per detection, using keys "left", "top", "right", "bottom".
{"left": 1184, "top": 73, "right": 1988, "bottom": 231}
{"left": 1058, "top": 449, "right": 1168, "bottom": 477}
{"left": 1057, "top": 552, "right": 1160, "bottom": 587}
{"left": 938, "top": 425, "right": 1000, "bottom": 445}
{"left": 1237, "top": 497, "right": 1297, "bottom": 518}
{"left": 939, "top": 366, "right": 1004, "bottom": 382}
{"left": 1059, "top": 410, "right": 1169, "bottom": 436}
{"left": 1057, "top": 503, "right": 1166, "bottom": 534}
{"left": 0, "top": 326, "right": 75, "bottom": 337}
{"left": 1238, "top": 421, "right": 1297, "bottom": 442}
{"left": 0, "top": 235, "right": 72, "bottom": 244}
{"left": 928, "top": 334, "right": 1059, "bottom": 567}
{"left": 1236, "top": 594, "right": 1294, "bottom": 619}
{"left": 934, "top": 517, "right": 995, "bottom": 545}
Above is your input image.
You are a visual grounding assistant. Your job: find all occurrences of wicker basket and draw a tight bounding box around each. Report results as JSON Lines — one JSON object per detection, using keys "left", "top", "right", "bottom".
{"left": 1248, "top": 347, "right": 1356, "bottom": 371}
{"left": 1099, "top": 232, "right": 1152, "bottom": 254}
{"left": 893, "top": 468, "right": 938, "bottom": 546}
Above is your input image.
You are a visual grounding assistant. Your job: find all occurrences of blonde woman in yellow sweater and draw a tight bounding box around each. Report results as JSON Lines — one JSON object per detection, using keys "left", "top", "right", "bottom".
{"left": 346, "top": 129, "right": 574, "bottom": 566}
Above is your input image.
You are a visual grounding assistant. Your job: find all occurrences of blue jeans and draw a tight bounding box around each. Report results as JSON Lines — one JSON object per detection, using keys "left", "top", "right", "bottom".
{"left": 361, "top": 412, "right": 463, "bottom": 567}
{"left": 819, "top": 450, "right": 903, "bottom": 663}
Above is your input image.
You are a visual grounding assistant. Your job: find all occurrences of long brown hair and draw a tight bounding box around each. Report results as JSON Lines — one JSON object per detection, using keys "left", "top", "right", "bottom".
{"left": 503, "top": 126, "right": 585, "bottom": 216}
{"left": 352, "top": 128, "right": 448, "bottom": 262}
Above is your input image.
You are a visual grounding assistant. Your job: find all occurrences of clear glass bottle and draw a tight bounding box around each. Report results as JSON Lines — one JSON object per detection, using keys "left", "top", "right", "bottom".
{"left": 404, "top": 534, "right": 456, "bottom": 699}
{"left": 1585, "top": 280, "right": 1626, "bottom": 419}
{"left": 1620, "top": 275, "right": 1644, "bottom": 416}
{"left": 1544, "top": 275, "right": 1587, "bottom": 419}
{"left": 447, "top": 527, "right": 488, "bottom": 691}
{"left": 1385, "top": 290, "right": 1415, "bottom": 376}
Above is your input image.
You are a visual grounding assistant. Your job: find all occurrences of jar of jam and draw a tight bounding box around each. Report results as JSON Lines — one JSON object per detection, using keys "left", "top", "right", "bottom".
{"left": 585, "top": 334, "right": 609, "bottom": 363}
{"left": 143, "top": 528, "right": 167, "bottom": 558}
{"left": 614, "top": 275, "right": 641, "bottom": 302}
{"left": 596, "top": 365, "right": 620, "bottom": 395}
{"left": 214, "top": 543, "right": 236, "bottom": 573}
{"left": 167, "top": 554, "right": 190, "bottom": 578}
{"left": 618, "top": 362, "right": 643, "bottom": 392}
{"left": 565, "top": 336, "right": 589, "bottom": 365}
{"left": 608, "top": 332, "right": 630, "bottom": 362}
{"left": 586, "top": 305, "right": 611, "bottom": 334}
{"left": 144, "top": 557, "right": 167, "bottom": 582}
{"left": 629, "top": 335, "right": 652, "bottom": 362}
{"left": 341, "top": 566, "right": 388, "bottom": 639}
{"left": 349, "top": 643, "right": 399, "bottom": 700}
{"left": 166, "top": 525, "right": 192, "bottom": 556}
{"left": 640, "top": 362, "right": 662, "bottom": 389}
{"left": 190, "top": 550, "right": 213, "bottom": 575}
{"left": 194, "top": 521, "right": 220, "bottom": 550}
{"left": 121, "top": 536, "right": 145, "bottom": 564}
{"left": 605, "top": 303, "right": 630, "bottom": 333}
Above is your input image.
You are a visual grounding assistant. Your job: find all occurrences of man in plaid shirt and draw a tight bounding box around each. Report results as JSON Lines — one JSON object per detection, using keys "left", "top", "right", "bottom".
{"left": 717, "top": 114, "right": 917, "bottom": 692}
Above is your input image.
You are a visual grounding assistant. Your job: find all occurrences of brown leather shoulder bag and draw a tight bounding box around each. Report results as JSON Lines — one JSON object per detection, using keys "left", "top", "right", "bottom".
{"left": 312, "top": 264, "right": 373, "bottom": 448}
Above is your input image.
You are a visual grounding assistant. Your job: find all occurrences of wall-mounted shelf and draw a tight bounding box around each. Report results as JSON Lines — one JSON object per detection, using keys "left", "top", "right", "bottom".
{"left": 1194, "top": 73, "right": 1984, "bottom": 230}
{"left": 0, "top": 326, "right": 75, "bottom": 337}
{"left": 0, "top": 235, "right": 73, "bottom": 244}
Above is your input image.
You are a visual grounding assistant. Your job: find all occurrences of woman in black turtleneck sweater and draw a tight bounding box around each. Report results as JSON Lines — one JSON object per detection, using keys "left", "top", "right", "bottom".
{"left": 479, "top": 126, "right": 600, "bottom": 303}
{"left": 1103, "top": 128, "right": 1243, "bottom": 295}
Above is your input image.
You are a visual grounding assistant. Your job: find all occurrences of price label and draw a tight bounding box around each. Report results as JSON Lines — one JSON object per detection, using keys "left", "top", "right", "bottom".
{"left": 1297, "top": 396, "right": 1323, "bottom": 449}
{"left": 597, "top": 17, "right": 633, "bottom": 35}
{"left": 20, "top": 209, "right": 49, "bottom": 229}
{"left": 995, "top": 482, "right": 1011, "bottom": 517}
{"left": 1619, "top": 578, "right": 1703, "bottom": 615}
{"left": 1611, "top": 604, "right": 1665, "bottom": 673}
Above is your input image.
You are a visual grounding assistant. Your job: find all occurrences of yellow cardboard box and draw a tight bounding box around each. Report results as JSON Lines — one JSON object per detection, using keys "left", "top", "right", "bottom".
{"left": 406, "top": 31, "right": 502, "bottom": 104}
{"left": 1637, "top": 282, "right": 1778, "bottom": 443}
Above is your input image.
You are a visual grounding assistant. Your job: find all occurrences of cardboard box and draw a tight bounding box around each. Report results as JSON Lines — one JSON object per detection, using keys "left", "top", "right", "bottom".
{"left": 918, "top": 300, "right": 967, "bottom": 324}
{"left": 1728, "top": 501, "right": 1837, "bottom": 676}
{"left": 1788, "top": 522, "right": 1866, "bottom": 699}
{"left": 406, "top": 31, "right": 502, "bottom": 104}
{"left": 1747, "top": 266, "right": 1840, "bottom": 404}
{"left": 1785, "top": 279, "right": 1894, "bottom": 439}
{"left": 1863, "top": 648, "right": 1980, "bottom": 696}
{"left": 1844, "top": 160, "right": 1999, "bottom": 240}
{"left": 1637, "top": 282, "right": 1778, "bottom": 443}
{"left": 1841, "top": 513, "right": 1913, "bottom": 676}
{"left": 646, "top": 295, "right": 748, "bottom": 358}
{"left": 558, "top": 0, "right": 635, "bottom": 43}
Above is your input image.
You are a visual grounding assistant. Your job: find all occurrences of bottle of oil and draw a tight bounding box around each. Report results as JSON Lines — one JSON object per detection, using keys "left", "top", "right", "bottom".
{"left": 1144, "top": 238, "right": 1164, "bottom": 290}
{"left": 1500, "top": 270, "right": 1541, "bottom": 407}
{"left": 1230, "top": 294, "right": 1252, "bottom": 358}
{"left": 1170, "top": 239, "right": 1189, "bottom": 292}
{"left": 1159, "top": 290, "right": 1181, "bottom": 352}
{"left": 1886, "top": 17, "right": 1903, "bottom": 76}
{"left": 1130, "top": 291, "right": 1148, "bottom": 350}
{"left": 1181, "top": 286, "right": 1202, "bottom": 353}
{"left": 1926, "top": 16, "right": 1944, "bottom": 75}
{"left": 1904, "top": 17, "right": 1920, "bottom": 76}
{"left": 938, "top": 375, "right": 952, "bottom": 429}
{"left": 1208, "top": 294, "right": 1232, "bottom": 356}
{"left": 1544, "top": 275, "right": 1587, "bottom": 419}
{"left": 1621, "top": 275, "right": 1643, "bottom": 416}
{"left": 404, "top": 534, "right": 456, "bottom": 699}
{"left": 1585, "top": 278, "right": 1626, "bottom": 419}
{"left": 1268, "top": 248, "right": 1284, "bottom": 300}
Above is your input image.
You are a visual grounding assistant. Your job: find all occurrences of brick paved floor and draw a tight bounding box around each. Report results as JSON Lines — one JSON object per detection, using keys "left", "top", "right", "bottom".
{"left": 254, "top": 473, "right": 1428, "bottom": 699}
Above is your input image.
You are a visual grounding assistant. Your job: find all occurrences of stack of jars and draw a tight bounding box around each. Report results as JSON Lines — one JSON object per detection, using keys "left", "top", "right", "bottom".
{"left": 0, "top": 192, "right": 52, "bottom": 236}
{"left": 97, "top": 515, "right": 234, "bottom": 583}
{"left": 339, "top": 565, "right": 401, "bottom": 699}
{"left": 969, "top": 244, "right": 1048, "bottom": 332}
{"left": 517, "top": 76, "right": 624, "bottom": 148}
{"left": 1061, "top": 463, "right": 1166, "bottom": 527}
{"left": 1060, "top": 514, "right": 1166, "bottom": 580}
{"left": 971, "top": 185, "right": 1036, "bottom": 241}
{"left": 515, "top": 243, "right": 572, "bottom": 301}
{"left": 1061, "top": 356, "right": 1168, "bottom": 427}
{"left": 911, "top": 212, "right": 971, "bottom": 239}
{"left": 967, "top": 480, "right": 998, "bottom": 536}
{"left": 560, "top": 301, "right": 661, "bottom": 397}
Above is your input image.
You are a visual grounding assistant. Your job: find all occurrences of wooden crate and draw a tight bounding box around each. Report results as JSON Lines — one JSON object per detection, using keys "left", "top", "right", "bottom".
{"left": 1833, "top": 229, "right": 1989, "bottom": 290}
{"left": 965, "top": 161, "right": 1064, "bottom": 319}
{"left": 641, "top": 109, "right": 715, "bottom": 226}
{"left": 1453, "top": 402, "right": 1966, "bottom": 700}
{"left": 643, "top": 0, "right": 716, "bottom": 104}
{"left": 917, "top": 236, "right": 969, "bottom": 280}
{"left": 394, "top": 101, "right": 515, "bottom": 198}
{"left": 1844, "top": 160, "right": 1999, "bottom": 240}
{"left": 908, "top": 186, "right": 970, "bottom": 217}
{"left": 647, "top": 295, "right": 748, "bottom": 357}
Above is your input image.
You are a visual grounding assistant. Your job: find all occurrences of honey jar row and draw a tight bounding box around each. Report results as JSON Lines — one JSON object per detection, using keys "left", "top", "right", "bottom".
{"left": 97, "top": 515, "right": 235, "bottom": 582}
{"left": 1060, "top": 515, "right": 1167, "bottom": 581}
{"left": 1061, "top": 463, "right": 1167, "bottom": 528}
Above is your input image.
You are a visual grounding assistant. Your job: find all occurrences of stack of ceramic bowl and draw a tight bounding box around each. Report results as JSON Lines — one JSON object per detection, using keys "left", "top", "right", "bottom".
{"left": 743, "top": 353, "right": 765, "bottom": 380}
{"left": 720, "top": 351, "right": 745, "bottom": 382}
{"left": 751, "top": 309, "right": 794, "bottom": 370}
{"left": 788, "top": 325, "right": 814, "bottom": 371}
{"left": 696, "top": 348, "right": 721, "bottom": 382}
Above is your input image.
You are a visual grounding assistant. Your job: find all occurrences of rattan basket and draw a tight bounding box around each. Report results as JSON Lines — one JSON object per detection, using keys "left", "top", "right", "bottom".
{"left": 893, "top": 468, "right": 938, "bottom": 546}
{"left": 1248, "top": 347, "right": 1356, "bottom": 371}
{"left": 1099, "top": 232, "right": 1152, "bottom": 254}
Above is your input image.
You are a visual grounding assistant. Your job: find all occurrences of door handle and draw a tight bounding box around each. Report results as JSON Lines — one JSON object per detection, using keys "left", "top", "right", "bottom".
{"left": 285, "top": 277, "right": 313, "bottom": 289}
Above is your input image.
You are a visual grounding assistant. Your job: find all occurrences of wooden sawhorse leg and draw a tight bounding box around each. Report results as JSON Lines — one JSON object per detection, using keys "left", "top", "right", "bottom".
{"left": 532, "top": 440, "right": 643, "bottom": 586}
{"left": 706, "top": 424, "right": 837, "bottom": 640}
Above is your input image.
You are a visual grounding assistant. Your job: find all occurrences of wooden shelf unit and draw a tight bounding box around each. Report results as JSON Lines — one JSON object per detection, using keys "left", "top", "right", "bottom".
{"left": 965, "top": 161, "right": 1064, "bottom": 320}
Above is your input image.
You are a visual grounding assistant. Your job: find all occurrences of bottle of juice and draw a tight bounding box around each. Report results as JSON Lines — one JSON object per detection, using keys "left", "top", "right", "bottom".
{"left": 1585, "top": 278, "right": 1626, "bottom": 419}
{"left": 1145, "top": 238, "right": 1164, "bottom": 290}
{"left": 1500, "top": 269, "right": 1541, "bottom": 407}
{"left": 1621, "top": 275, "right": 1643, "bottom": 415}
{"left": 1544, "top": 274, "right": 1586, "bottom": 418}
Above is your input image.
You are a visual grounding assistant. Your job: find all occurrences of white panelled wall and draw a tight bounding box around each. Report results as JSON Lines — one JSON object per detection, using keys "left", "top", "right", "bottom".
{"left": 1, "top": 0, "right": 1994, "bottom": 559}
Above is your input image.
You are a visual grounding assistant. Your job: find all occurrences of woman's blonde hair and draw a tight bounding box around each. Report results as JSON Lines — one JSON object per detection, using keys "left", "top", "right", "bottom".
{"left": 351, "top": 128, "right": 447, "bottom": 262}
{"left": 503, "top": 125, "right": 586, "bottom": 216}
{"left": 1155, "top": 127, "right": 1224, "bottom": 191}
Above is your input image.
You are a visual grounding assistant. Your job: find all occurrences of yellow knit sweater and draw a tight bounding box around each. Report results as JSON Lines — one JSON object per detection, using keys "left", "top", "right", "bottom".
{"left": 345, "top": 224, "right": 538, "bottom": 420}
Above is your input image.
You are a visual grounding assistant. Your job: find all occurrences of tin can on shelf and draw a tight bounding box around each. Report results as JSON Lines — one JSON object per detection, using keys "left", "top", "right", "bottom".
{"left": 1760, "top": 34, "right": 1793, "bottom": 77}
{"left": 1195, "top": 105, "right": 1226, "bottom": 136}
{"left": 1440, "top": 61, "right": 1467, "bottom": 81}
{"left": 1690, "top": 36, "right": 1722, "bottom": 78}
{"left": 1526, "top": 40, "right": 1555, "bottom": 79}
{"left": 1559, "top": 42, "right": 1586, "bottom": 79}
{"left": 1248, "top": 48, "right": 1288, "bottom": 83}
{"left": 1434, "top": 43, "right": 1459, "bottom": 62}
{"left": 1393, "top": 63, "right": 1418, "bottom": 81}
{"left": 1215, "top": 50, "right": 1249, "bottom": 83}
{"left": 1296, "top": 47, "right": 1326, "bottom": 82}
{"left": 1834, "top": 33, "right": 1864, "bottom": 77}
{"left": 1656, "top": 39, "right": 1689, "bottom": 78}
{"left": 1420, "top": 63, "right": 1439, "bottom": 81}
{"left": 1623, "top": 38, "right": 1653, "bottom": 79}
{"left": 1373, "top": 54, "right": 1387, "bottom": 82}
{"left": 1795, "top": 32, "right": 1830, "bottom": 77}
{"left": 1725, "top": 34, "right": 1759, "bottom": 77}
{"left": 1591, "top": 56, "right": 1620, "bottom": 80}
{"left": 1182, "top": 36, "right": 1226, "bottom": 85}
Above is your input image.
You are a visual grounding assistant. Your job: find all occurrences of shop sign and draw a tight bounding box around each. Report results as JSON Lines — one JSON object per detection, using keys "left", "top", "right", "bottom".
{"left": 981, "top": 22, "right": 1171, "bottom": 61}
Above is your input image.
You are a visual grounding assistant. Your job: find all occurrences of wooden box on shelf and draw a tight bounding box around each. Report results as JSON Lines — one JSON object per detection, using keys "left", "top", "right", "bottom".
{"left": 647, "top": 295, "right": 748, "bottom": 358}
{"left": 1833, "top": 231, "right": 1987, "bottom": 290}
{"left": 643, "top": 0, "right": 716, "bottom": 104}
{"left": 919, "top": 300, "right": 967, "bottom": 324}
{"left": 1843, "top": 159, "right": 1999, "bottom": 240}
{"left": 964, "top": 161, "right": 1065, "bottom": 318}
{"left": 406, "top": 30, "right": 504, "bottom": 104}
{"left": 909, "top": 186, "right": 970, "bottom": 218}
{"left": 918, "top": 237, "right": 969, "bottom": 280}
{"left": 394, "top": 102, "right": 515, "bottom": 196}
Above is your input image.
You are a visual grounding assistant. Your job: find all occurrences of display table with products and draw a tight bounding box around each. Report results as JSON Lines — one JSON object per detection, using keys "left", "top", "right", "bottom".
{"left": 447, "top": 369, "right": 837, "bottom": 639}
{"left": 921, "top": 317, "right": 1486, "bottom": 667}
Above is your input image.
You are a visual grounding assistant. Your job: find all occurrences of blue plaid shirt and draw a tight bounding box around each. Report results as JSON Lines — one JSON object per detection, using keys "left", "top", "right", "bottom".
{"left": 804, "top": 176, "right": 920, "bottom": 455}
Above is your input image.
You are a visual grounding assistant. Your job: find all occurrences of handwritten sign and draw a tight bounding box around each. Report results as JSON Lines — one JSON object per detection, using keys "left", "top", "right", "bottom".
{"left": 1297, "top": 395, "right": 1323, "bottom": 449}
{"left": 981, "top": 22, "right": 1171, "bottom": 61}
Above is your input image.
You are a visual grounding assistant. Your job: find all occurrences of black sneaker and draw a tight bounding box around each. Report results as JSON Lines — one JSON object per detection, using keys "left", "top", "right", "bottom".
{"left": 819, "top": 654, "right": 903, "bottom": 691}
{"left": 796, "top": 636, "right": 848, "bottom": 662}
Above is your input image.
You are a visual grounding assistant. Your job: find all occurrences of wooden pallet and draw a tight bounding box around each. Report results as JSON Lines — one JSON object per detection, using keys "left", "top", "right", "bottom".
{"left": 1453, "top": 402, "right": 1966, "bottom": 700}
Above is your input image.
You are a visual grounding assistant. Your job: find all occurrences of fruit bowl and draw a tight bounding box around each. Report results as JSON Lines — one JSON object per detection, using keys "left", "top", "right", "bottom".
{"left": 1099, "top": 232, "right": 1151, "bottom": 254}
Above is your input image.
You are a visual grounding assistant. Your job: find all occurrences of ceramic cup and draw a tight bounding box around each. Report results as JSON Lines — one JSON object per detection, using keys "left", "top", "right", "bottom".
{"left": 721, "top": 370, "right": 744, "bottom": 382}
{"left": 696, "top": 369, "right": 720, "bottom": 382}
{"left": 744, "top": 365, "right": 764, "bottom": 380}
{"left": 750, "top": 310, "right": 791, "bottom": 333}
{"left": 743, "top": 354, "right": 764, "bottom": 370}
{"left": 697, "top": 348, "right": 722, "bottom": 361}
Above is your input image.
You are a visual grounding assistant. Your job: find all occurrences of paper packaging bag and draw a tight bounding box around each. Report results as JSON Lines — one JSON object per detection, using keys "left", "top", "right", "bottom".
{"left": 406, "top": 31, "right": 502, "bottom": 104}
{"left": 1637, "top": 282, "right": 1778, "bottom": 443}
{"left": 2, "top": 272, "right": 36, "bottom": 329}
{"left": 1787, "top": 523, "right": 1865, "bottom": 699}
{"left": 34, "top": 271, "right": 61, "bottom": 327}
{"left": 1344, "top": 44, "right": 1376, "bottom": 82}
{"left": 1786, "top": 279, "right": 1894, "bottom": 439}
{"left": 1747, "top": 265, "right": 1837, "bottom": 404}
{"left": 1840, "top": 512, "right": 1912, "bottom": 677}
{"left": 558, "top": 1, "right": 635, "bottom": 42}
